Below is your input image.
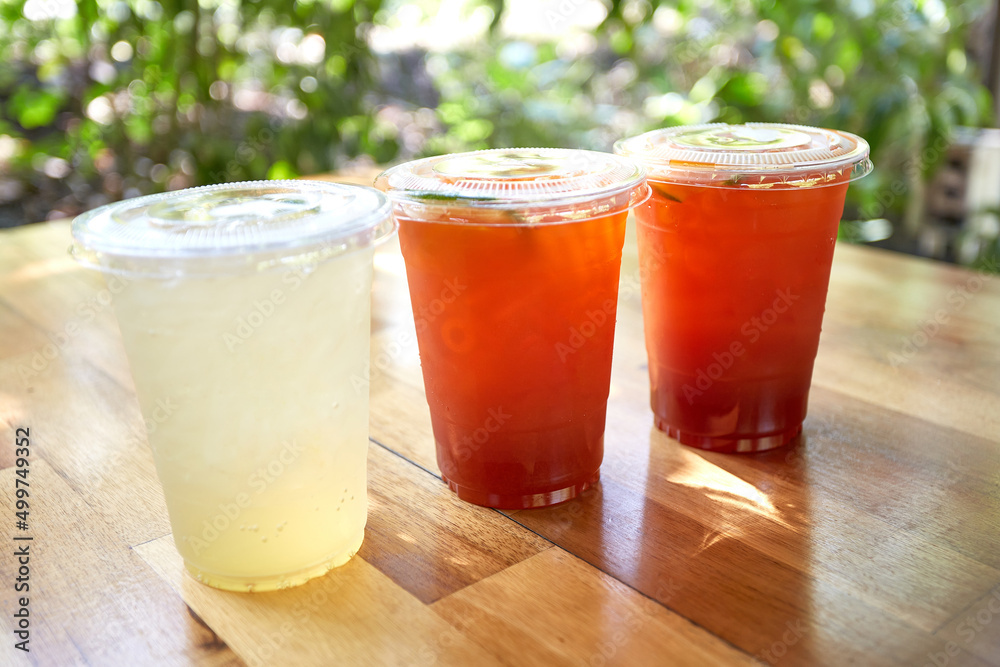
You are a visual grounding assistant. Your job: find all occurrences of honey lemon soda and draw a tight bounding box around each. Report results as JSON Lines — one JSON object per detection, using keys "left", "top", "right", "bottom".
{"left": 616, "top": 124, "right": 872, "bottom": 452}
{"left": 377, "top": 149, "right": 648, "bottom": 509}
{"left": 71, "top": 182, "right": 394, "bottom": 591}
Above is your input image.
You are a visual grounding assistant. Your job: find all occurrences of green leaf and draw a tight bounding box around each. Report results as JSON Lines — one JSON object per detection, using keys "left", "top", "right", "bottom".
{"left": 721, "top": 72, "right": 769, "bottom": 107}
{"left": 10, "top": 88, "right": 63, "bottom": 130}
{"left": 812, "top": 13, "right": 835, "bottom": 43}
{"left": 649, "top": 183, "right": 683, "bottom": 202}
{"left": 405, "top": 192, "right": 500, "bottom": 204}
{"left": 267, "top": 160, "right": 298, "bottom": 180}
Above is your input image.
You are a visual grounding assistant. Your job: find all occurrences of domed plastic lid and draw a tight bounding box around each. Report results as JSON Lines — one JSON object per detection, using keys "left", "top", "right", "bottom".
{"left": 614, "top": 123, "right": 872, "bottom": 188}
{"left": 71, "top": 180, "right": 394, "bottom": 276}
{"left": 374, "top": 148, "right": 649, "bottom": 224}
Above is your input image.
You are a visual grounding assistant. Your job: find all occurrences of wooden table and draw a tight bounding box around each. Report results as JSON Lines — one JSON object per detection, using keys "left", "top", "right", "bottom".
{"left": 2, "top": 176, "right": 999, "bottom": 666}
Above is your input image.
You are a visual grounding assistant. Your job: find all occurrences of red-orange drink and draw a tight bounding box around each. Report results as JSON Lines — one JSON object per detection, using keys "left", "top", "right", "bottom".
{"left": 376, "top": 149, "right": 648, "bottom": 507}
{"left": 616, "top": 124, "right": 872, "bottom": 452}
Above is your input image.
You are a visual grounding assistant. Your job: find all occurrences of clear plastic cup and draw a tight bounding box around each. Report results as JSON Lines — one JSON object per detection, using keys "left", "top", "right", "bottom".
{"left": 615, "top": 123, "right": 872, "bottom": 452}
{"left": 71, "top": 181, "right": 394, "bottom": 591}
{"left": 375, "top": 148, "right": 649, "bottom": 508}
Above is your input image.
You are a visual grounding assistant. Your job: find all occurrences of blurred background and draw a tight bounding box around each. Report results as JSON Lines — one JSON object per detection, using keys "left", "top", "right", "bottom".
{"left": 1, "top": 0, "right": 998, "bottom": 269}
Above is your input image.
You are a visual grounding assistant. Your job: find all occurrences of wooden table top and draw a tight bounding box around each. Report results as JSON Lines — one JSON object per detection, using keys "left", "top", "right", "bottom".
{"left": 1, "top": 175, "right": 999, "bottom": 666}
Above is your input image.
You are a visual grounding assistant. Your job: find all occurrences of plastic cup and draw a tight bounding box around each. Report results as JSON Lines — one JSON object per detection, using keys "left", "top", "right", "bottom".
{"left": 375, "top": 149, "right": 648, "bottom": 508}
{"left": 615, "top": 123, "right": 872, "bottom": 453}
{"left": 71, "top": 181, "right": 394, "bottom": 591}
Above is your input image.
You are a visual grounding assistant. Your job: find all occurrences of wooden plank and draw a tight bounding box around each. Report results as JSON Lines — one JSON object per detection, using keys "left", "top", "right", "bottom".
{"left": 811, "top": 345, "right": 1000, "bottom": 444}
{"left": 366, "top": 237, "right": 444, "bottom": 474}
{"left": 935, "top": 585, "right": 1000, "bottom": 666}
{"left": 0, "top": 460, "right": 242, "bottom": 666}
{"left": 594, "top": 388, "right": 1000, "bottom": 617}
{"left": 0, "top": 350, "right": 171, "bottom": 547}
{"left": 0, "top": 240, "right": 136, "bottom": 393}
{"left": 134, "top": 534, "right": 504, "bottom": 667}
{"left": 431, "top": 547, "right": 760, "bottom": 667}
{"left": 814, "top": 245, "right": 1000, "bottom": 442}
{"left": 368, "top": 360, "right": 438, "bottom": 473}
{"left": 0, "top": 221, "right": 72, "bottom": 265}
{"left": 503, "top": 477, "right": 993, "bottom": 667}
{"left": 0, "top": 301, "right": 46, "bottom": 363}
{"left": 361, "top": 442, "right": 551, "bottom": 604}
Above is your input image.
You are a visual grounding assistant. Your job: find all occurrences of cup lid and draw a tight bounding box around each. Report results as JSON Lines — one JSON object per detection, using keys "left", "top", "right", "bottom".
{"left": 374, "top": 148, "right": 649, "bottom": 223}
{"left": 614, "top": 123, "right": 872, "bottom": 188}
{"left": 71, "top": 180, "right": 394, "bottom": 275}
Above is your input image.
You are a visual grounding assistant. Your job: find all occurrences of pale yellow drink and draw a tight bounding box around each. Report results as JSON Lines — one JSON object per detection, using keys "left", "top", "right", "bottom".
{"left": 115, "top": 249, "right": 372, "bottom": 590}
{"left": 71, "top": 182, "right": 393, "bottom": 591}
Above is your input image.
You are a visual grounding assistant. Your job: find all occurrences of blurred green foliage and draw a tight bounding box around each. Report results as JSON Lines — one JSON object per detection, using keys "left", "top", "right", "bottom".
{"left": 0, "top": 0, "right": 996, "bottom": 267}
{"left": 427, "top": 0, "right": 993, "bottom": 236}
{"left": 0, "top": 0, "right": 388, "bottom": 222}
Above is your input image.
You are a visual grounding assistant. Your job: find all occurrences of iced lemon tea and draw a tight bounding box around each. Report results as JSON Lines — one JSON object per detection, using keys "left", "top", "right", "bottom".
{"left": 616, "top": 124, "right": 872, "bottom": 452}
{"left": 376, "top": 149, "right": 648, "bottom": 507}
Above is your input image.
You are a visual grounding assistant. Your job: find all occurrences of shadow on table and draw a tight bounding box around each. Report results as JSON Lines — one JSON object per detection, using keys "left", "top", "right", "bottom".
{"left": 507, "top": 427, "right": 818, "bottom": 665}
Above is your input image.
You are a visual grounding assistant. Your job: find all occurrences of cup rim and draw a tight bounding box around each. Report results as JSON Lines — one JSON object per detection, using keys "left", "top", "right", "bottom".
{"left": 614, "top": 123, "right": 873, "bottom": 189}
{"left": 375, "top": 147, "right": 651, "bottom": 225}
{"left": 70, "top": 180, "right": 395, "bottom": 277}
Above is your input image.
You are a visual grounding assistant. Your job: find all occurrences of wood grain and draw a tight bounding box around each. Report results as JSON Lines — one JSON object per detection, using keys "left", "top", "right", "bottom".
{"left": 1, "top": 202, "right": 999, "bottom": 666}
{"left": 360, "top": 441, "right": 551, "bottom": 604}
{"left": 0, "top": 460, "right": 242, "bottom": 666}
{"left": 431, "top": 547, "right": 761, "bottom": 666}
{"left": 0, "top": 321, "right": 171, "bottom": 546}
{"left": 134, "top": 534, "right": 503, "bottom": 667}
